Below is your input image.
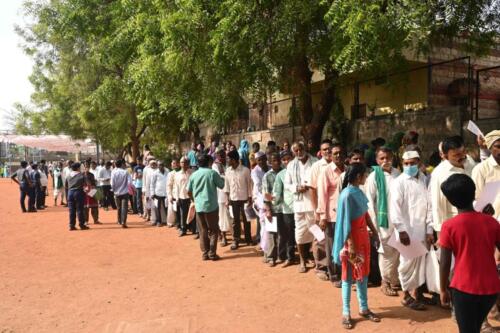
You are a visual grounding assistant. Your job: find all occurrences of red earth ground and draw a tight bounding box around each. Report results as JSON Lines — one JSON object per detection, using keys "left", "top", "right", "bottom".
{"left": 0, "top": 178, "right": 495, "bottom": 332}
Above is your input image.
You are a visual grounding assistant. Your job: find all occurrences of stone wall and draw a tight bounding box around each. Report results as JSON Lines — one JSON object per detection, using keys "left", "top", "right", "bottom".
{"left": 351, "top": 106, "right": 500, "bottom": 161}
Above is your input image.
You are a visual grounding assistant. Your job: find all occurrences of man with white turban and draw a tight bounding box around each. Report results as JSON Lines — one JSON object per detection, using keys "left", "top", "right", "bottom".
{"left": 472, "top": 130, "right": 500, "bottom": 219}
{"left": 390, "top": 150, "right": 434, "bottom": 311}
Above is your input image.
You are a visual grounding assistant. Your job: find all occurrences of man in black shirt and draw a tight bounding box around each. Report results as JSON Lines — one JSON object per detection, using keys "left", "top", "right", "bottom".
{"left": 66, "top": 162, "right": 89, "bottom": 231}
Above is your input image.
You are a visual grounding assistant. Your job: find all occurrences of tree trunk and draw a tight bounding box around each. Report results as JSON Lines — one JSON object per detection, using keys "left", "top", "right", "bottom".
{"left": 300, "top": 69, "right": 339, "bottom": 148}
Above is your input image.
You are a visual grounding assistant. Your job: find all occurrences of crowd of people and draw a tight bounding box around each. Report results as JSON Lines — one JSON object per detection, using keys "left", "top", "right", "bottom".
{"left": 9, "top": 130, "right": 500, "bottom": 333}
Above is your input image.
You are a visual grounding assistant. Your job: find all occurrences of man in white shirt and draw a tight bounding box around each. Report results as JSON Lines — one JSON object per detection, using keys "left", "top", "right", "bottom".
{"left": 212, "top": 150, "right": 231, "bottom": 246}
{"left": 429, "top": 136, "right": 468, "bottom": 234}
{"left": 98, "top": 161, "right": 116, "bottom": 210}
{"left": 150, "top": 161, "right": 169, "bottom": 227}
{"left": 251, "top": 151, "right": 269, "bottom": 252}
{"left": 365, "top": 147, "right": 401, "bottom": 297}
{"left": 471, "top": 130, "right": 500, "bottom": 218}
{"left": 390, "top": 150, "right": 434, "bottom": 310}
{"left": 142, "top": 157, "right": 157, "bottom": 222}
{"left": 167, "top": 159, "right": 179, "bottom": 228}
{"left": 284, "top": 142, "right": 317, "bottom": 273}
{"left": 224, "top": 150, "right": 253, "bottom": 250}
{"left": 308, "top": 139, "right": 333, "bottom": 281}
{"left": 175, "top": 157, "right": 194, "bottom": 237}
{"left": 61, "top": 160, "right": 73, "bottom": 207}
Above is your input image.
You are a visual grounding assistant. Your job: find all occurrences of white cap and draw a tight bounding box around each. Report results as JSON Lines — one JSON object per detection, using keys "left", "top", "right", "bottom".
{"left": 402, "top": 151, "right": 420, "bottom": 160}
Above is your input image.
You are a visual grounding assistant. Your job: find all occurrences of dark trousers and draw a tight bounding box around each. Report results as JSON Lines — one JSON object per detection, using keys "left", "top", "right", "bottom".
{"left": 196, "top": 209, "right": 220, "bottom": 257}
{"left": 35, "top": 185, "right": 44, "bottom": 208}
{"left": 267, "top": 213, "right": 286, "bottom": 261}
{"left": 134, "top": 187, "right": 143, "bottom": 214}
{"left": 155, "top": 196, "right": 167, "bottom": 225}
{"left": 179, "top": 198, "right": 194, "bottom": 233}
{"left": 27, "top": 187, "right": 36, "bottom": 211}
{"left": 115, "top": 194, "right": 129, "bottom": 225}
{"left": 36, "top": 186, "right": 46, "bottom": 207}
{"left": 452, "top": 288, "right": 497, "bottom": 333}
{"left": 68, "top": 189, "right": 85, "bottom": 227}
{"left": 325, "top": 222, "right": 341, "bottom": 281}
{"left": 84, "top": 207, "right": 99, "bottom": 223}
{"left": 174, "top": 200, "right": 181, "bottom": 229}
{"left": 102, "top": 185, "right": 116, "bottom": 209}
{"left": 97, "top": 186, "right": 104, "bottom": 207}
{"left": 230, "top": 200, "right": 251, "bottom": 244}
{"left": 282, "top": 213, "right": 296, "bottom": 260}
{"left": 19, "top": 186, "right": 29, "bottom": 212}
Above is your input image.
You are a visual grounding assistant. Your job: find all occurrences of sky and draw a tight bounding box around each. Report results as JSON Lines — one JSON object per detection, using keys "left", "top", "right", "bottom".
{"left": 0, "top": 1, "right": 35, "bottom": 131}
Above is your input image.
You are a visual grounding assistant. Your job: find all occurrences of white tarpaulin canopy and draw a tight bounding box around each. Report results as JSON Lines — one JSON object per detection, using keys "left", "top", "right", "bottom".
{"left": 0, "top": 134, "right": 97, "bottom": 154}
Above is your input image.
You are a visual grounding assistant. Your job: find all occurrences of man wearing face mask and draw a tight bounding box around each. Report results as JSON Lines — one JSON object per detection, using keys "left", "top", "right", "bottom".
{"left": 390, "top": 150, "right": 434, "bottom": 311}
{"left": 365, "top": 146, "right": 401, "bottom": 297}
{"left": 429, "top": 136, "right": 469, "bottom": 235}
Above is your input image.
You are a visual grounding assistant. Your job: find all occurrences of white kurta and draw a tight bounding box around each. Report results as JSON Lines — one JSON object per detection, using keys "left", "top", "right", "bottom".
{"left": 390, "top": 172, "right": 433, "bottom": 291}
{"left": 212, "top": 162, "right": 232, "bottom": 232}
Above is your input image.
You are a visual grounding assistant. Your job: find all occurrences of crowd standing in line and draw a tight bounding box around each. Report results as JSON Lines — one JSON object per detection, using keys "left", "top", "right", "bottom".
{"left": 9, "top": 129, "right": 500, "bottom": 333}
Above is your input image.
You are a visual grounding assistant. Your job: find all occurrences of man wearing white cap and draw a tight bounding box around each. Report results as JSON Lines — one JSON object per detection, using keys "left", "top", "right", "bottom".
{"left": 390, "top": 150, "right": 434, "bottom": 311}
{"left": 142, "top": 157, "right": 157, "bottom": 222}
{"left": 251, "top": 151, "right": 269, "bottom": 253}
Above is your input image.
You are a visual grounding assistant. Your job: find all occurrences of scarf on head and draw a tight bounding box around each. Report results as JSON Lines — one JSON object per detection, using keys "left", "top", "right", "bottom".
{"left": 372, "top": 166, "right": 389, "bottom": 228}
{"left": 332, "top": 185, "right": 368, "bottom": 265}
{"left": 484, "top": 130, "right": 500, "bottom": 149}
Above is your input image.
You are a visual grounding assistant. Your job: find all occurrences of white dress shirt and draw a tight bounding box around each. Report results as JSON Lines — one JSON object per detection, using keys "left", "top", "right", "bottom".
{"left": 110, "top": 168, "right": 132, "bottom": 196}
{"left": 98, "top": 167, "right": 112, "bottom": 186}
{"left": 150, "top": 168, "right": 169, "bottom": 197}
{"left": 174, "top": 169, "right": 192, "bottom": 200}
{"left": 472, "top": 155, "right": 500, "bottom": 218}
{"left": 284, "top": 155, "right": 316, "bottom": 213}
{"left": 223, "top": 164, "right": 252, "bottom": 201}
{"left": 212, "top": 163, "right": 228, "bottom": 204}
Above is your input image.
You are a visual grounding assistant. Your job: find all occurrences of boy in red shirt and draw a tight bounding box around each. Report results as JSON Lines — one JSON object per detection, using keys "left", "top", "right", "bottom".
{"left": 439, "top": 174, "right": 500, "bottom": 333}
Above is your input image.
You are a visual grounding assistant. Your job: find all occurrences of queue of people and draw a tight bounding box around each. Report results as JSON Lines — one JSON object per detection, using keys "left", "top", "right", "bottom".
{"left": 9, "top": 130, "right": 500, "bottom": 333}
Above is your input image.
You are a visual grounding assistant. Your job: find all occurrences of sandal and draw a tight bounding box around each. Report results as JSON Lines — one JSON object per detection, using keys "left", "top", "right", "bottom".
{"left": 401, "top": 297, "right": 426, "bottom": 311}
{"left": 417, "top": 295, "right": 438, "bottom": 306}
{"left": 342, "top": 317, "right": 354, "bottom": 330}
{"left": 381, "top": 284, "right": 398, "bottom": 297}
{"left": 359, "top": 310, "right": 381, "bottom": 322}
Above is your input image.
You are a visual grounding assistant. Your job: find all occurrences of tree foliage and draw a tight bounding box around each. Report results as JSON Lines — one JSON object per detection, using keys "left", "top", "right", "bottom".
{"left": 17, "top": 0, "right": 499, "bottom": 151}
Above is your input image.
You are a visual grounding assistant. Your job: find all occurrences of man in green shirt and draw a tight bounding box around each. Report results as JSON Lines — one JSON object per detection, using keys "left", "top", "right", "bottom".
{"left": 272, "top": 150, "right": 296, "bottom": 267}
{"left": 188, "top": 153, "right": 225, "bottom": 261}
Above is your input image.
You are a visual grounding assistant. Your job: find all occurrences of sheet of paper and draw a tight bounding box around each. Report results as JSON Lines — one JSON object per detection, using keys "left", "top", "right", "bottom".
{"left": 87, "top": 189, "right": 97, "bottom": 197}
{"left": 467, "top": 120, "right": 484, "bottom": 138}
{"left": 309, "top": 224, "right": 325, "bottom": 242}
{"left": 153, "top": 198, "right": 158, "bottom": 208}
{"left": 377, "top": 242, "right": 385, "bottom": 254}
{"left": 474, "top": 181, "right": 500, "bottom": 212}
{"left": 229, "top": 205, "right": 234, "bottom": 219}
{"left": 387, "top": 232, "right": 428, "bottom": 261}
{"left": 172, "top": 201, "right": 177, "bottom": 212}
{"left": 265, "top": 216, "right": 278, "bottom": 233}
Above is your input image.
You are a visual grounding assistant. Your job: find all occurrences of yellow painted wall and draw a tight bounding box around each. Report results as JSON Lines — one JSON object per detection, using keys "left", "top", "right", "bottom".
{"left": 338, "top": 68, "right": 428, "bottom": 119}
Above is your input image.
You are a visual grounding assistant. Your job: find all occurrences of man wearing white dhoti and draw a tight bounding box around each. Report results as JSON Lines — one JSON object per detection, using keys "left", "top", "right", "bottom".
{"left": 390, "top": 150, "right": 434, "bottom": 311}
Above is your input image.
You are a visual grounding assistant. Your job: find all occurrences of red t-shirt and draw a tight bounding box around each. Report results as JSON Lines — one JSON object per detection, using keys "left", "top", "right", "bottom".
{"left": 439, "top": 211, "right": 500, "bottom": 295}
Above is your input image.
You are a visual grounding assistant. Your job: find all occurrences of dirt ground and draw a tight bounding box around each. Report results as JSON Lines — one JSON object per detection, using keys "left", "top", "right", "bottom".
{"left": 0, "top": 178, "right": 491, "bottom": 333}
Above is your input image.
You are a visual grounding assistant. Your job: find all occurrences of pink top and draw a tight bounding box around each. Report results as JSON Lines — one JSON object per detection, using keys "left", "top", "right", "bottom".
{"left": 316, "top": 163, "right": 342, "bottom": 222}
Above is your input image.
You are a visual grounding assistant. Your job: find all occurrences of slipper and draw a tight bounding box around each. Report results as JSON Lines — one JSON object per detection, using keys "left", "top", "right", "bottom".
{"left": 359, "top": 310, "right": 381, "bottom": 322}
{"left": 401, "top": 297, "right": 426, "bottom": 311}
{"left": 342, "top": 317, "right": 354, "bottom": 330}
{"left": 381, "top": 284, "right": 398, "bottom": 297}
{"left": 417, "top": 295, "right": 438, "bottom": 306}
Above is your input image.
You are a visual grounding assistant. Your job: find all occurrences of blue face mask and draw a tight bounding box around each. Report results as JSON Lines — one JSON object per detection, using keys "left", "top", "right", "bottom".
{"left": 403, "top": 164, "right": 419, "bottom": 177}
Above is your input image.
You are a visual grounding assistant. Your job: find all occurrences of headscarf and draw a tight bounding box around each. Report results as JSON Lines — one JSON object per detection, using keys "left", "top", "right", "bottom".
{"left": 332, "top": 185, "right": 369, "bottom": 265}
{"left": 238, "top": 139, "right": 250, "bottom": 167}
{"left": 484, "top": 130, "right": 500, "bottom": 149}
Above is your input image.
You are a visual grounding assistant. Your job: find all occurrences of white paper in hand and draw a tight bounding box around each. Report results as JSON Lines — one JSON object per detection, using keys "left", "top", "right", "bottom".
{"left": 265, "top": 216, "right": 278, "bottom": 233}
{"left": 387, "top": 232, "right": 428, "bottom": 260}
{"left": 467, "top": 120, "right": 484, "bottom": 138}
{"left": 309, "top": 224, "right": 325, "bottom": 242}
{"left": 474, "top": 181, "right": 500, "bottom": 212}
{"left": 229, "top": 205, "right": 234, "bottom": 219}
{"left": 87, "top": 189, "right": 97, "bottom": 197}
